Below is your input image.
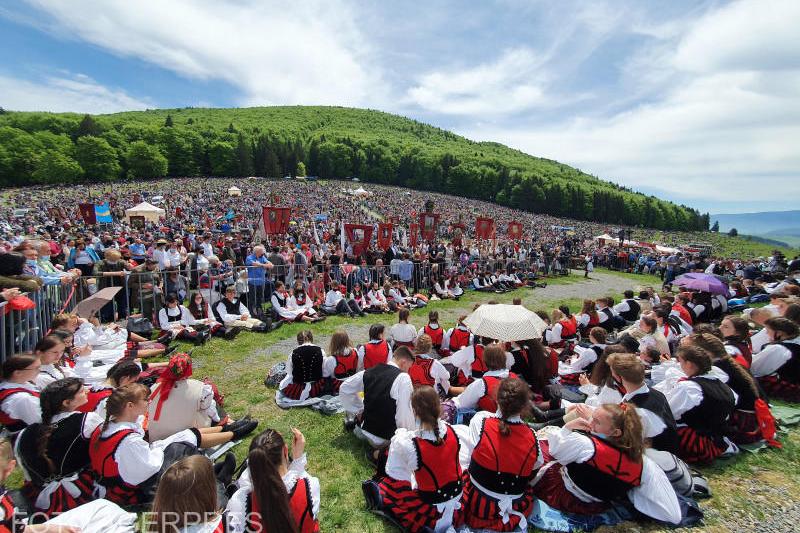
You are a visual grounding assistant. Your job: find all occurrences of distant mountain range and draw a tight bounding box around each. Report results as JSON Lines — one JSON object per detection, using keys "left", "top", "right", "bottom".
{"left": 711, "top": 210, "right": 800, "bottom": 248}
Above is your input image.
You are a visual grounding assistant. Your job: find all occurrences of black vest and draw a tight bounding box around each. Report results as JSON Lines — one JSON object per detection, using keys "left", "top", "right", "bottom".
{"left": 214, "top": 297, "right": 241, "bottom": 323}
{"left": 677, "top": 377, "right": 735, "bottom": 437}
{"left": 771, "top": 341, "right": 800, "bottom": 383}
{"left": 627, "top": 388, "right": 680, "bottom": 455}
{"left": 599, "top": 308, "right": 615, "bottom": 331}
{"left": 291, "top": 345, "right": 324, "bottom": 384}
{"left": 619, "top": 299, "right": 641, "bottom": 322}
{"left": 713, "top": 358, "right": 758, "bottom": 410}
{"left": 165, "top": 306, "right": 183, "bottom": 323}
{"left": 18, "top": 413, "right": 91, "bottom": 485}
{"left": 362, "top": 364, "right": 402, "bottom": 440}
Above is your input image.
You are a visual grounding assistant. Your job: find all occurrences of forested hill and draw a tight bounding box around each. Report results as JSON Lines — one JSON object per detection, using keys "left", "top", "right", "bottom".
{"left": 0, "top": 106, "right": 708, "bottom": 230}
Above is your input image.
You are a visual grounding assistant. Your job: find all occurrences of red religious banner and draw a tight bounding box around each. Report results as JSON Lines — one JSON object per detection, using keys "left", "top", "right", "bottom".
{"left": 262, "top": 206, "right": 292, "bottom": 235}
{"left": 175, "top": 207, "right": 183, "bottom": 218}
{"left": 475, "top": 217, "right": 495, "bottom": 240}
{"left": 78, "top": 203, "right": 96, "bottom": 224}
{"left": 345, "top": 223, "right": 374, "bottom": 256}
{"left": 507, "top": 221, "right": 523, "bottom": 240}
{"left": 419, "top": 213, "right": 440, "bottom": 242}
{"left": 377, "top": 223, "right": 394, "bottom": 251}
{"left": 409, "top": 223, "right": 420, "bottom": 248}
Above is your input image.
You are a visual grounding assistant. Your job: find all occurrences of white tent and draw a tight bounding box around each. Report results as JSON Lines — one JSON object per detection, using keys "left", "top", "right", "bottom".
{"left": 125, "top": 201, "right": 165, "bottom": 223}
{"left": 349, "top": 186, "right": 372, "bottom": 197}
{"left": 227, "top": 186, "right": 242, "bottom": 196}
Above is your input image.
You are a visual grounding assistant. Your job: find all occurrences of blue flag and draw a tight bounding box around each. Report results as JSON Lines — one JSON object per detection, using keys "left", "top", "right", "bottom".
{"left": 94, "top": 202, "right": 112, "bottom": 223}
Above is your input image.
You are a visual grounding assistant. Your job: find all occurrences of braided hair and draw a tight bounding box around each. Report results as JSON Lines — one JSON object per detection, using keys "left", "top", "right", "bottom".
{"left": 38, "top": 377, "right": 84, "bottom": 474}
{"left": 411, "top": 386, "right": 442, "bottom": 444}
{"left": 496, "top": 378, "right": 530, "bottom": 436}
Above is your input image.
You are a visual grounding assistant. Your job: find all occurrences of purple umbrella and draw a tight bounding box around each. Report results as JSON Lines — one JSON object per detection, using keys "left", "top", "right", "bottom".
{"left": 673, "top": 273, "right": 729, "bottom": 295}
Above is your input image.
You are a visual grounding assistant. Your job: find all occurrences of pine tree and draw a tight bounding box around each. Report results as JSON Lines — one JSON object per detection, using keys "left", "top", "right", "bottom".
{"left": 74, "top": 114, "right": 102, "bottom": 140}
{"left": 728, "top": 228, "right": 738, "bottom": 237}
{"left": 164, "top": 114, "right": 174, "bottom": 127}
{"left": 711, "top": 221, "right": 719, "bottom": 232}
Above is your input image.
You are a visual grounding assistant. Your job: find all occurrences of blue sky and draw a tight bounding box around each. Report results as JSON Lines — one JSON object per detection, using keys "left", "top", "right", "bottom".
{"left": 1, "top": 0, "right": 798, "bottom": 215}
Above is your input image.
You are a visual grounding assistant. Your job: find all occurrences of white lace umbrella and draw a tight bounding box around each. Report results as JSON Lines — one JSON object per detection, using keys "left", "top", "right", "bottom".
{"left": 463, "top": 304, "right": 547, "bottom": 342}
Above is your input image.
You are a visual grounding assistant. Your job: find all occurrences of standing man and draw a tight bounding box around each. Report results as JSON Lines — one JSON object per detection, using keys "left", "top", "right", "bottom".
{"left": 245, "top": 245, "right": 274, "bottom": 317}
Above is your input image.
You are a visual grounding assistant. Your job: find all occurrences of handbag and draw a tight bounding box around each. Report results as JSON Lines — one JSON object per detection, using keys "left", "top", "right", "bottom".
{"left": 127, "top": 317, "right": 154, "bottom": 337}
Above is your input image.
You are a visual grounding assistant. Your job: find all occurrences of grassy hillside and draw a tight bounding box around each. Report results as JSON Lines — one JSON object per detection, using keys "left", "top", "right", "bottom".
{"left": 0, "top": 106, "right": 707, "bottom": 230}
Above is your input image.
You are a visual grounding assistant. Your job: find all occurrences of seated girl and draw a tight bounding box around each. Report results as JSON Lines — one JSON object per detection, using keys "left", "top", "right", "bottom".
{"left": 685, "top": 333, "right": 777, "bottom": 446}
{"left": 367, "top": 386, "right": 463, "bottom": 533}
{"left": 460, "top": 378, "right": 541, "bottom": 532}
{"left": 451, "top": 345, "right": 514, "bottom": 413}
{"left": 0, "top": 355, "right": 42, "bottom": 440}
{"left": 290, "top": 282, "right": 324, "bottom": 323}
{"left": 367, "top": 282, "right": 391, "bottom": 313}
{"left": 16, "top": 378, "right": 100, "bottom": 518}
{"left": 89, "top": 384, "right": 254, "bottom": 507}
{"left": 272, "top": 281, "right": 319, "bottom": 323}
{"left": 187, "top": 291, "right": 231, "bottom": 340}
{"left": 418, "top": 311, "right": 445, "bottom": 355}
{"left": 532, "top": 403, "right": 681, "bottom": 525}
{"left": 442, "top": 316, "right": 473, "bottom": 356}
{"left": 227, "top": 428, "right": 320, "bottom": 533}
{"left": 149, "top": 455, "right": 228, "bottom": 533}
{"left": 407, "top": 335, "right": 453, "bottom": 397}
{"left": 32, "top": 335, "right": 77, "bottom": 390}
{"left": 660, "top": 345, "right": 737, "bottom": 464}
{"left": 0, "top": 437, "right": 137, "bottom": 533}
{"left": 751, "top": 317, "right": 800, "bottom": 402}
{"left": 442, "top": 337, "right": 513, "bottom": 386}
{"left": 545, "top": 307, "right": 578, "bottom": 349}
{"left": 158, "top": 294, "right": 209, "bottom": 345}
{"left": 278, "top": 331, "right": 335, "bottom": 402}
{"left": 357, "top": 324, "right": 392, "bottom": 370}
{"left": 389, "top": 309, "right": 417, "bottom": 349}
{"left": 558, "top": 327, "right": 606, "bottom": 385}
{"left": 720, "top": 316, "right": 753, "bottom": 368}
{"left": 328, "top": 331, "right": 361, "bottom": 393}
{"left": 77, "top": 359, "right": 141, "bottom": 417}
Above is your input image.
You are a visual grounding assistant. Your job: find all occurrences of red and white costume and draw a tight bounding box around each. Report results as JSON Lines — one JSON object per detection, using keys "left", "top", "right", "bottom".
{"left": 0, "top": 381, "right": 41, "bottom": 439}
{"left": 357, "top": 339, "right": 392, "bottom": 370}
{"left": 532, "top": 428, "right": 681, "bottom": 523}
{"left": 452, "top": 369, "right": 516, "bottom": 412}
{"left": 459, "top": 411, "right": 542, "bottom": 531}
{"left": 228, "top": 453, "right": 320, "bottom": 533}
{"left": 407, "top": 354, "right": 451, "bottom": 395}
{"left": 377, "top": 421, "right": 463, "bottom": 532}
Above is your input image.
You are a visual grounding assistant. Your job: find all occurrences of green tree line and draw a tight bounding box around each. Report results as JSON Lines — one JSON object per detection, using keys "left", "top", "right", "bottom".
{"left": 0, "top": 106, "right": 708, "bottom": 230}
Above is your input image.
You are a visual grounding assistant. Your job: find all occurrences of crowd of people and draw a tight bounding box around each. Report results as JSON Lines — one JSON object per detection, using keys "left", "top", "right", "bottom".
{"left": 0, "top": 178, "right": 799, "bottom": 531}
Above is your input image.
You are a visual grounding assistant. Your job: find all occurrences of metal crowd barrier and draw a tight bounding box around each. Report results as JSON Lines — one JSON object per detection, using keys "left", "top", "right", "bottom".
{"left": 0, "top": 257, "right": 567, "bottom": 362}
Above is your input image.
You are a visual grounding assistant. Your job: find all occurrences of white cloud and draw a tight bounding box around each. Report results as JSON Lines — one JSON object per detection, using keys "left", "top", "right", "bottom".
{"left": 22, "top": 0, "right": 385, "bottom": 107}
{"left": 0, "top": 73, "right": 151, "bottom": 113}
{"left": 460, "top": 0, "right": 800, "bottom": 210}
{"left": 407, "top": 48, "right": 548, "bottom": 115}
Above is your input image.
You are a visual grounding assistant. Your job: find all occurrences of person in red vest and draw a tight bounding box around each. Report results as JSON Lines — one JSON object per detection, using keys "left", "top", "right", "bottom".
{"left": 532, "top": 403, "right": 681, "bottom": 524}
{"left": 0, "top": 437, "right": 136, "bottom": 532}
{"left": 227, "top": 427, "right": 320, "bottom": 533}
{"left": 89, "top": 384, "right": 254, "bottom": 506}
{"left": 460, "top": 378, "right": 541, "bottom": 531}
{"left": 441, "top": 315, "right": 473, "bottom": 356}
{"left": 357, "top": 324, "right": 393, "bottom": 370}
{"left": 365, "top": 386, "right": 463, "bottom": 532}
{"left": 576, "top": 299, "right": 600, "bottom": 337}
{"left": 545, "top": 306, "right": 578, "bottom": 349}
{"left": 77, "top": 359, "right": 141, "bottom": 416}
{"left": 328, "top": 331, "right": 361, "bottom": 393}
{"left": 452, "top": 345, "right": 515, "bottom": 413}
{"left": 408, "top": 335, "right": 454, "bottom": 397}
{"left": 0, "top": 355, "right": 42, "bottom": 441}
{"left": 720, "top": 316, "right": 753, "bottom": 368}
{"left": 149, "top": 455, "right": 229, "bottom": 532}
{"left": 418, "top": 310, "right": 446, "bottom": 355}
{"left": 672, "top": 293, "right": 694, "bottom": 326}
{"left": 444, "top": 336, "right": 514, "bottom": 386}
